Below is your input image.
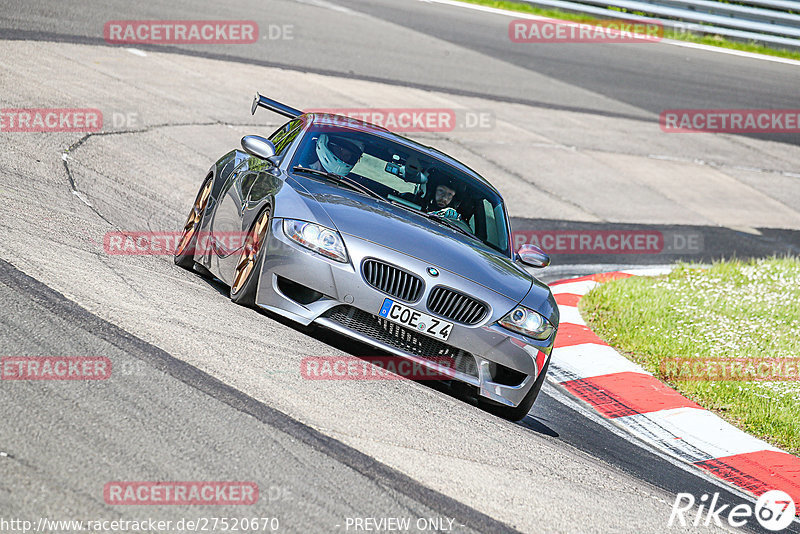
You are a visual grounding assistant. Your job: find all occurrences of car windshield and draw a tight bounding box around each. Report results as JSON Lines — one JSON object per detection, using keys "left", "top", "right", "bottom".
{"left": 291, "top": 124, "right": 511, "bottom": 255}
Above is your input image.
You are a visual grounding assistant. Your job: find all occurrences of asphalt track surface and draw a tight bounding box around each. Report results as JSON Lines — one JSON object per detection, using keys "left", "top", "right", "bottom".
{"left": 1, "top": 0, "right": 799, "bottom": 533}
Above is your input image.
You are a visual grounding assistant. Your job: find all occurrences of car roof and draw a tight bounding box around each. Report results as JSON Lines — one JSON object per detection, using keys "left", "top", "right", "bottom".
{"left": 304, "top": 113, "right": 500, "bottom": 194}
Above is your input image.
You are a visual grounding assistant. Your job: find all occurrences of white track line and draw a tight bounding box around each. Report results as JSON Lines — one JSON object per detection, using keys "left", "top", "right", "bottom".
{"left": 550, "top": 279, "right": 597, "bottom": 295}
{"left": 557, "top": 305, "right": 585, "bottom": 325}
{"left": 620, "top": 407, "right": 781, "bottom": 459}
{"left": 553, "top": 343, "right": 649, "bottom": 379}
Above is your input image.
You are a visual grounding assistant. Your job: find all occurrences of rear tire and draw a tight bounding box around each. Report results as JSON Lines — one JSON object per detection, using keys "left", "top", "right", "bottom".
{"left": 174, "top": 174, "right": 213, "bottom": 270}
{"left": 230, "top": 206, "right": 272, "bottom": 307}
{"left": 481, "top": 358, "right": 550, "bottom": 421}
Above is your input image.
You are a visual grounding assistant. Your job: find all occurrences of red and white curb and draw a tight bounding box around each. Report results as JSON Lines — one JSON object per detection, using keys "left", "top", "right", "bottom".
{"left": 548, "top": 268, "right": 800, "bottom": 508}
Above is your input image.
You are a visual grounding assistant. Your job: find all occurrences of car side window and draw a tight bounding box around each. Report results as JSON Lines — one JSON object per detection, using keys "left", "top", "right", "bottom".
{"left": 482, "top": 200, "right": 497, "bottom": 244}
{"left": 268, "top": 119, "right": 302, "bottom": 159}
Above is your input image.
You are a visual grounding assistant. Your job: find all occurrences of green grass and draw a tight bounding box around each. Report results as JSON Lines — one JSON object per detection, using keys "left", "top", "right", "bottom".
{"left": 580, "top": 258, "right": 800, "bottom": 455}
{"left": 458, "top": 0, "right": 800, "bottom": 61}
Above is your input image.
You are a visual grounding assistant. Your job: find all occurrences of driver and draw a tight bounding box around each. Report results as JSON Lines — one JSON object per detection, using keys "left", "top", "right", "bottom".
{"left": 421, "top": 175, "right": 461, "bottom": 220}
{"left": 306, "top": 134, "right": 363, "bottom": 175}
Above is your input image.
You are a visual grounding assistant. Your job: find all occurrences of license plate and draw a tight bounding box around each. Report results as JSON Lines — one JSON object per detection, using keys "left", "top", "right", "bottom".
{"left": 378, "top": 298, "right": 453, "bottom": 341}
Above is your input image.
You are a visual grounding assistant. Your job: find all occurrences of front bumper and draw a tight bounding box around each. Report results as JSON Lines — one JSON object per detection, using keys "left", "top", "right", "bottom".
{"left": 255, "top": 218, "right": 555, "bottom": 408}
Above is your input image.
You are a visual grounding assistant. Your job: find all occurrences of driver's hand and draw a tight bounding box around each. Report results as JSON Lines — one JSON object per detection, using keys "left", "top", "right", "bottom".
{"left": 429, "top": 207, "right": 460, "bottom": 220}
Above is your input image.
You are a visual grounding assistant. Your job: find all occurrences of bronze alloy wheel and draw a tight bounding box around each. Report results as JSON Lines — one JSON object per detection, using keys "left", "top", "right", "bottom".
{"left": 175, "top": 177, "right": 213, "bottom": 258}
{"left": 231, "top": 207, "right": 271, "bottom": 296}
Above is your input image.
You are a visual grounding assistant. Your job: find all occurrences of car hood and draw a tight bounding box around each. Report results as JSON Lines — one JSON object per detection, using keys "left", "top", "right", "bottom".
{"left": 289, "top": 175, "right": 534, "bottom": 301}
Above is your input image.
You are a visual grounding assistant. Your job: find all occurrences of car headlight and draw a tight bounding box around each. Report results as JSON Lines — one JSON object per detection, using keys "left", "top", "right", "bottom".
{"left": 283, "top": 219, "right": 348, "bottom": 263}
{"left": 498, "top": 306, "right": 554, "bottom": 341}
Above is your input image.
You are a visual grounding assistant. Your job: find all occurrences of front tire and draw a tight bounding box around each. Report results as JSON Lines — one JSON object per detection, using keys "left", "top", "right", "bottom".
{"left": 174, "top": 174, "right": 213, "bottom": 269}
{"left": 230, "top": 205, "right": 272, "bottom": 307}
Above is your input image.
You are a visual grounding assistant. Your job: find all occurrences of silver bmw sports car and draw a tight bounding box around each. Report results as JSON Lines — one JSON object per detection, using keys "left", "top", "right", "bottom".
{"left": 175, "top": 94, "right": 559, "bottom": 420}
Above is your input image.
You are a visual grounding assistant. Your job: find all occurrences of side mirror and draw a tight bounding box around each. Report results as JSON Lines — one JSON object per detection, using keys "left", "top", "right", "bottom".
{"left": 517, "top": 243, "right": 550, "bottom": 268}
{"left": 241, "top": 135, "right": 277, "bottom": 162}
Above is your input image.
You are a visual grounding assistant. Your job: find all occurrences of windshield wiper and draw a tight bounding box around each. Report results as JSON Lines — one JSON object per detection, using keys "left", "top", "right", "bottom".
{"left": 425, "top": 212, "right": 477, "bottom": 241}
{"left": 292, "top": 166, "right": 386, "bottom": 203}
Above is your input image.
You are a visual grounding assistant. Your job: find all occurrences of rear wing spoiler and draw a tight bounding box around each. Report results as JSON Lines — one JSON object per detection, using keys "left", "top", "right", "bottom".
{"left": 251, "top": 93, "right": 303, "bottom": 119}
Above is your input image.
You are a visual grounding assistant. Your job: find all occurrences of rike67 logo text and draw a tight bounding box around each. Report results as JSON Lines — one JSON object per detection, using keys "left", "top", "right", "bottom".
{"left": 669, "top": 490, "right": 795, "bottom": 531}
